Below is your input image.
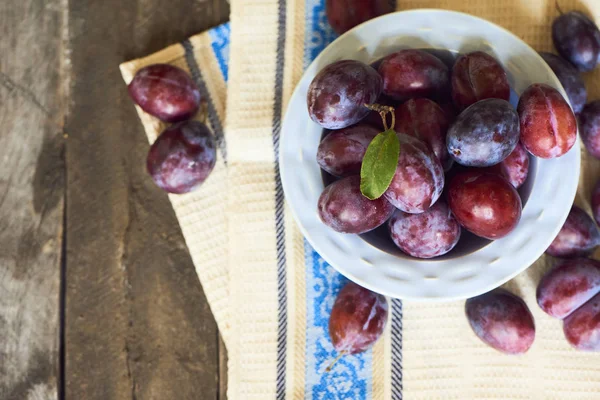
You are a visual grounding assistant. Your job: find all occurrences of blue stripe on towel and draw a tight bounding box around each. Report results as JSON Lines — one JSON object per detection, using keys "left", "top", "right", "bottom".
{"left": 208, "top": 23, "right": 230, "bottom": 82}
{"left": 303, "top": 0, "right": 338, "bottom": 71}
{"left": 302, "top": 1, "right": 374, "bottom": 398}
{"left": 301, "top": 1, "right": 402, "bottom": 398}
{"left": 304, "top": 242, "right": 371, "bottom": 399}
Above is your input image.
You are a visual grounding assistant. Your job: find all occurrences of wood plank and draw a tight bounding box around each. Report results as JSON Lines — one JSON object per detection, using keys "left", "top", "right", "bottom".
{"left": 0, "top": 1, "right": 66, "bottom": 399}
{"left": 66, "top": 1, "right": 229, "bottom": 399}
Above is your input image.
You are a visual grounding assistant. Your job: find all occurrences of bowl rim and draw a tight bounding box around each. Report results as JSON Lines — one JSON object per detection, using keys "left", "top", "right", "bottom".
{"left": 279, "top": 8, "right": 581, "bottom": 301}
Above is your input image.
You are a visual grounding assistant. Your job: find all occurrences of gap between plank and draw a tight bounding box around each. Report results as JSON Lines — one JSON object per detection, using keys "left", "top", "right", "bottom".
{"left": 58, "top": 140, "right": 67, "bottom": 400}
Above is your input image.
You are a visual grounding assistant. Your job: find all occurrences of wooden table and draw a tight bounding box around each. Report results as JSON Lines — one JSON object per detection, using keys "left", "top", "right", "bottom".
{"left": 1, "top": 0, "right": 230, "bottom": 399}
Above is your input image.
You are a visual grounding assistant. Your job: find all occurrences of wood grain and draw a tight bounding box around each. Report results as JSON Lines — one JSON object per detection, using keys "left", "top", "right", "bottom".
{"left": 0, "top": 0, "right": 66, "bottom": 399}
{"left": 65, "top": 1, "right": 229, "bottom": 399}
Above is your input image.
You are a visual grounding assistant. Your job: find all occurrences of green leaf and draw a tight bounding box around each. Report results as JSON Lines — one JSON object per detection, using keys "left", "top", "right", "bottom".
{"left": 360, "top": 129, "right": 400, "bottom": 200}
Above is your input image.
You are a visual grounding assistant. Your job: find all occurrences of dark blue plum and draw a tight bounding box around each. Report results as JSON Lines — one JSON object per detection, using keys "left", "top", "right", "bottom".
{"left": 446, "top": 99, "right": 519, "bottom": 167}
{"left": 539, "top": 52, "right": 587, "bottom": 113}
{"left": 552, "top": 11, "right": 600, "bottom": 72}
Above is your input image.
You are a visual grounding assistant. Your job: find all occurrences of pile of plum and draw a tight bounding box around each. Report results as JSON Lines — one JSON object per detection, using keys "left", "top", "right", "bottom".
{"left": 311, "top": 48, "right": 576, "bottom": 258}
{"left": 128, "top": 64, "right": 217, "bottom": 194}
{"left": 122, "top": 3, "right": 600, "bottom": 359}
{"left": 321, "top": 5, "right": 600, "bottom": 361}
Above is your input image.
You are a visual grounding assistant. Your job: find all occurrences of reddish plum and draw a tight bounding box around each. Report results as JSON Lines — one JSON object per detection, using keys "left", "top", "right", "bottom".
{"left": 318, "top": 176, "right": 395, "bottom": 234}
{"left": 484, "top": 143, "right": 530, "bottom": 189}
{"left": 448, "top": 171, "right": 522, "bottom": 240}
{"left": 537, "top": 258, "right": 600, "bottom": 319}
{"left": 466, "top": 289, "right": 535, "bottom": 354}
{"left": 326, "top": 0, "right": 393, "bottom": 35}
{"left": 579, "top": 100, "right": 600, "bottom": 158}
{"left": 498, "top": 143, "right": 529, "bottom": 189}
{"left": 593, "top": 178, "right": 600, "bottom": 226}
{"left": 329, "top": 281, "right": 388, "bottom": 355}
{"left": 447, "top": 99, "right": 520, "bottom": 167}
{"left": 146, "top": 121, "right": 216, "bottom": 194}
{"left": 128, "top": 64, "right": 201, "bottom": 123}
{"left": 308, "top": 60, "right": 382, "bottom": 129}
{"left": 451, "top": 51, "right": 510, "bottom": 111}
{"left": 317, "top": 124, "right": 379, "bottom": 177}
{"left": 539, "top": 52, "right": 587, "bottom": 114}
{"left": 563, "top": 292, "right": 600, "bottom": 351}
{"left": 384, "top": 133, "right": 444, "bottom": 214}
{"left": 378, "top": 50, "right": 449, "bottom": 101}
{"left": 394, "top": 98, "right": 452, "bottom": 170}
{"left": 388, "top": 201, "right": 460, "bottom": 258}
{"left": 518, "top": 83, "right": 577, "bottom": 158}
{"left": 546, "top": 206, "right": 600, "bottom": 257}
{"left": 552, "top": 11, "right": 600, "bottom": 72}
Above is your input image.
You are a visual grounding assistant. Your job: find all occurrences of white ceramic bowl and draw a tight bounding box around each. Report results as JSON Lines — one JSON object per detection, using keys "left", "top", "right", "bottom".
{"left": 280, "top": 9, "right": 580, "bottom": 301}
